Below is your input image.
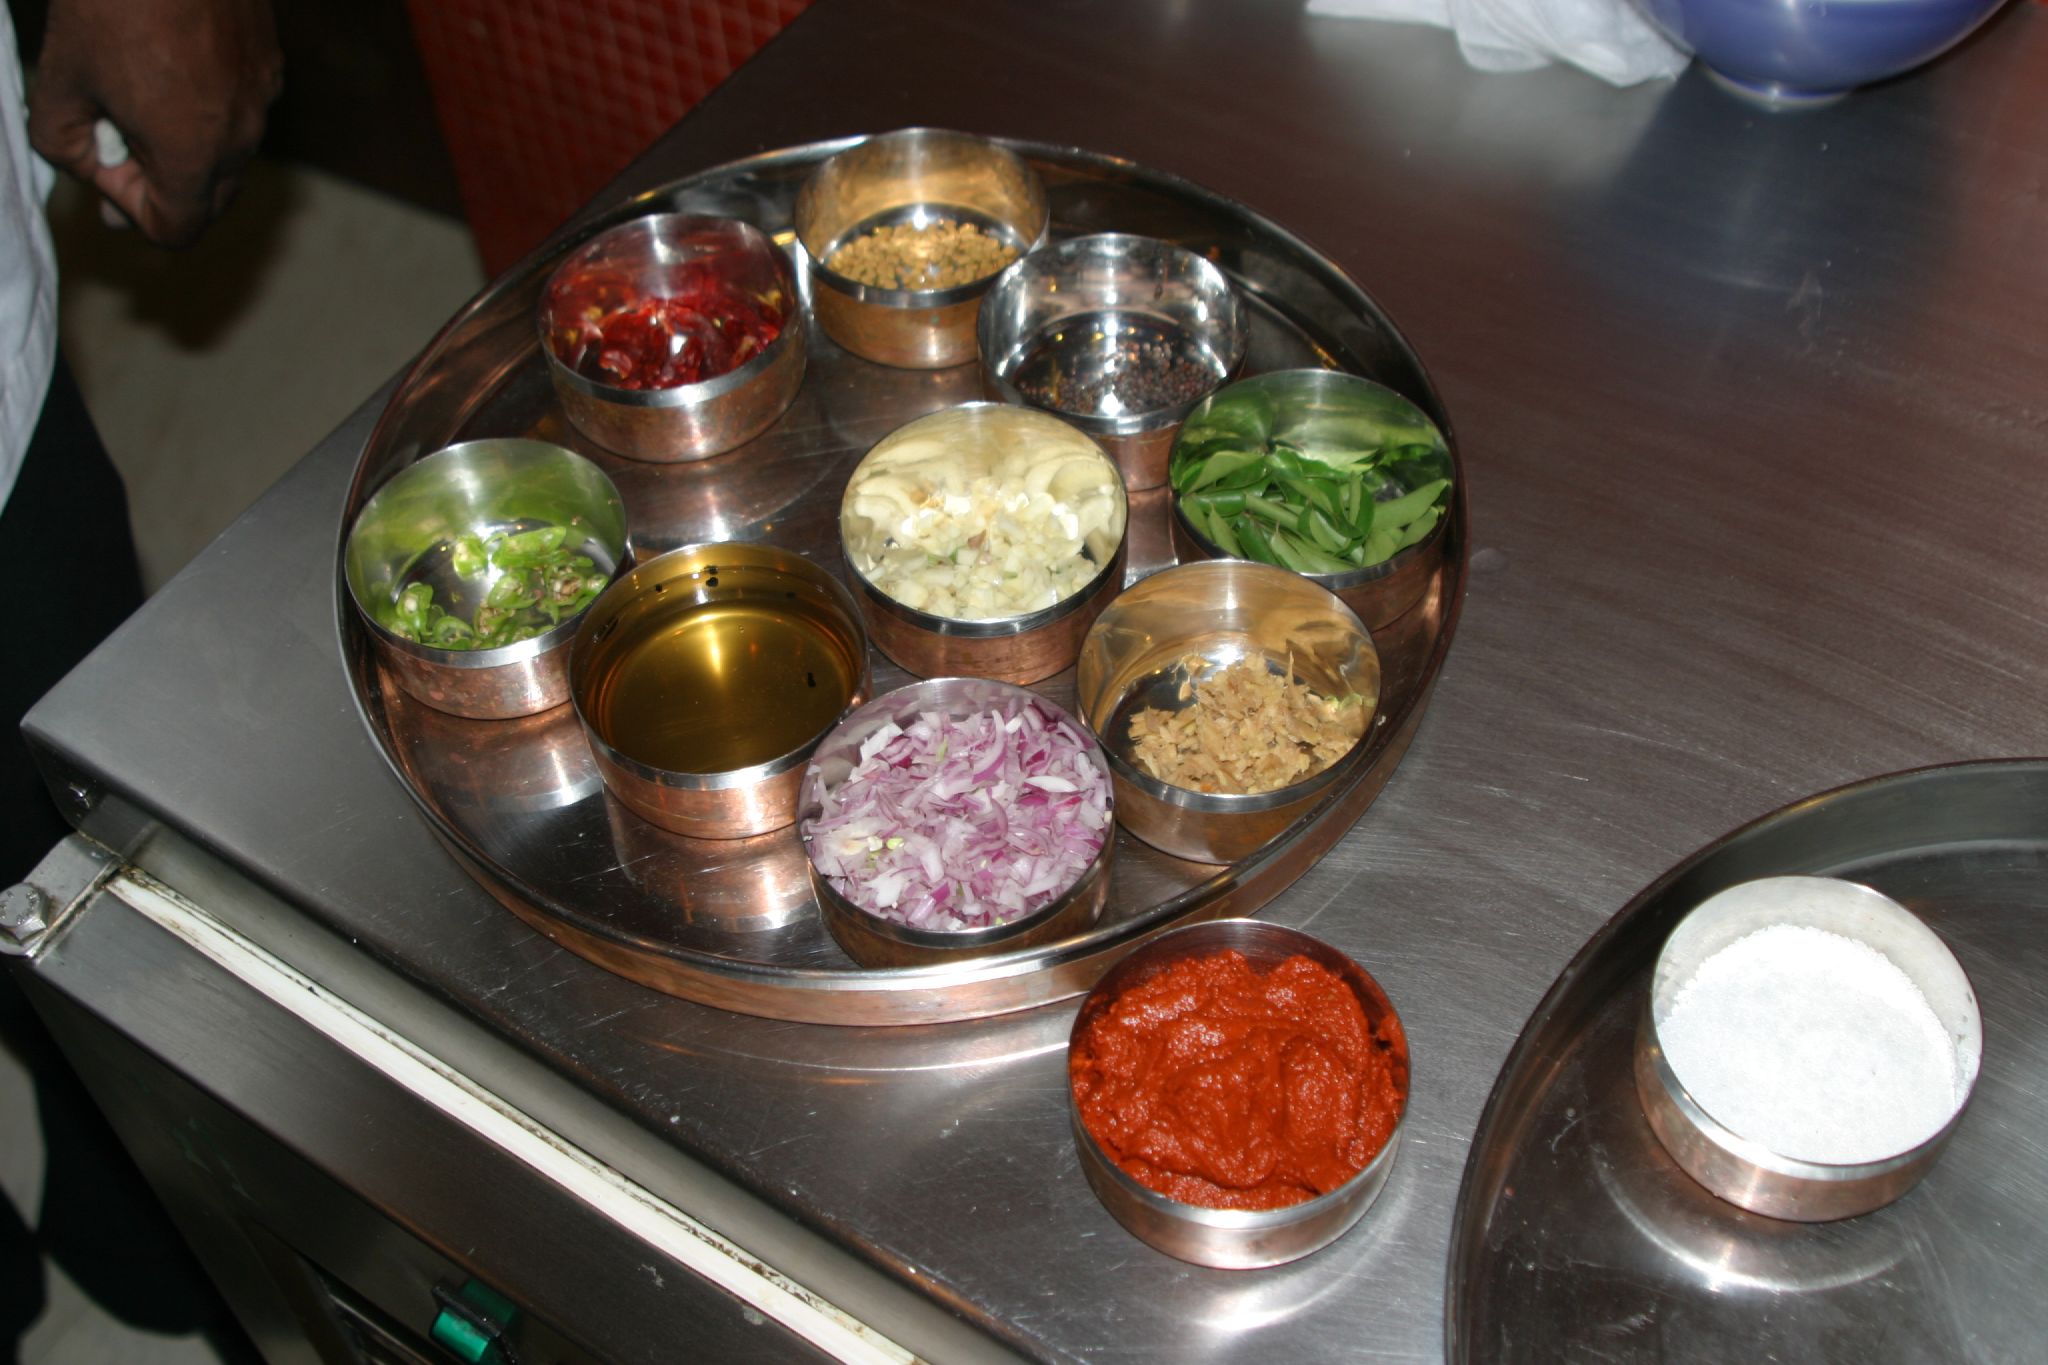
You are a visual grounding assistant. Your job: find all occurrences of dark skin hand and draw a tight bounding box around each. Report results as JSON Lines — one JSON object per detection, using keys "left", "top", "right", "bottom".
{"left": 26, "top": 0, "right": 282, "bottom": 248}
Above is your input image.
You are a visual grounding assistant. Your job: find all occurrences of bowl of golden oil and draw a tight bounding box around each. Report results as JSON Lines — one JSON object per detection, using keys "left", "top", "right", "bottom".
{"left": 569, "top": 541, "right": 872, "bottom": 839}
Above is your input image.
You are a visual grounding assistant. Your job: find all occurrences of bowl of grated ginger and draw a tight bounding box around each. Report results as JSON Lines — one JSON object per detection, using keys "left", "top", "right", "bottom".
{"left": 1074, "top": 559, "right": 1380, "bottom": 863}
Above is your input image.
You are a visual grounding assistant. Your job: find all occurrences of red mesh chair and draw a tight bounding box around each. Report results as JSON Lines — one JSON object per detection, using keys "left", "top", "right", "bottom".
{"left": 405, "top": 0, "right": 812, "bottom": 276}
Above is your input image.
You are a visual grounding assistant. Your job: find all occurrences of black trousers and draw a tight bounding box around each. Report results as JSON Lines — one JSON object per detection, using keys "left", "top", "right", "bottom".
{"left": 0, "top": 357, "right": 248, "bottom": 1358}
{"left": 0, "top": 355, "right": 142, "bottom": 885}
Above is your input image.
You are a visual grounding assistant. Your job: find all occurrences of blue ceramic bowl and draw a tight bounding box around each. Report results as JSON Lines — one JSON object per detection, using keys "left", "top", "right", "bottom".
{"left": 1632, "top": 0, "right": 2012, "bottom": 105}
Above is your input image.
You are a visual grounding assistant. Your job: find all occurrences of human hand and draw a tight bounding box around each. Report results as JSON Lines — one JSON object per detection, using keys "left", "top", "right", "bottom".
{"left": 26, "top": 0, "right": 283, "bottom": 248}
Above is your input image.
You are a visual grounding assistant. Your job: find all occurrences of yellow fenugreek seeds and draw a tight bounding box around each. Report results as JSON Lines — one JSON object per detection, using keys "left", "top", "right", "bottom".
{"left": 827, "top": 219, "right": 1018, "bottom": 290}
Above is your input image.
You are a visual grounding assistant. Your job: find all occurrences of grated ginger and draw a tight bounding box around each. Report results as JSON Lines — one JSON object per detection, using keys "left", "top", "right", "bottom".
{"left": 1127, "top": 653, "right": 1366, "bottom": 795}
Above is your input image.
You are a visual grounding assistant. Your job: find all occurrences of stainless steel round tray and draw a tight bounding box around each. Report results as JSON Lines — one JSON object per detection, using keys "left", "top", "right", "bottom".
{"left": 1447, "top": 759, "right": 2048, "bottom": 1361}
{"left": 337, "top": 137, "right": 1467, "bottom": 1025}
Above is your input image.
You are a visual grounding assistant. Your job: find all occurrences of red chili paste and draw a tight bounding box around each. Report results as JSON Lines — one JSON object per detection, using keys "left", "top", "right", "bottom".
{"left": 550, "top": 262, "right": 784, "bottom": 391}
{"left": 1070, "top": 949, "right": 1404, "bottom": 1211}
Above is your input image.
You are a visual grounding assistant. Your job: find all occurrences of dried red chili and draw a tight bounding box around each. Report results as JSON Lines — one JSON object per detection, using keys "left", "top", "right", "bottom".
{"left": 549, "top": 261, "right": 785, "bottom": 391}
{"left": 1070, "top": 949, "right": 1403, "bottom": 1210}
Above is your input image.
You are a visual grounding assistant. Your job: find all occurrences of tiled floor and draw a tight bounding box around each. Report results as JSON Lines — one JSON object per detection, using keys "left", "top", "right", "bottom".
{"left": 5, "top": 159, "right": 486, "bottom": 1362}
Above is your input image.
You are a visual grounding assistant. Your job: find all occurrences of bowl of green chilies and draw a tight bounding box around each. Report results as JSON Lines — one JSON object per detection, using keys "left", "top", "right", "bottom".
{"left": 346, "top": 439, "right": 630, "bottom": 720}
{"left": 1167, "top": 370, "right": 1453, "bottom": 630}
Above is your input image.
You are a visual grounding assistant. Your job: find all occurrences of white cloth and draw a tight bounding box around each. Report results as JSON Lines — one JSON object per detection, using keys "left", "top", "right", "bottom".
{"left": 1308, "top": 0, "right": 1688, "bottom": 88}
{"left": 0, "top": 8, "right": 58, "bottom": 511}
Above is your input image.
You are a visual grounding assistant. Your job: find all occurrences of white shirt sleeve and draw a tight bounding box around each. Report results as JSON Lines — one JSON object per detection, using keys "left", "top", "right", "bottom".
{"left": 0, "top": 7, "right": 60, "bottom": 511}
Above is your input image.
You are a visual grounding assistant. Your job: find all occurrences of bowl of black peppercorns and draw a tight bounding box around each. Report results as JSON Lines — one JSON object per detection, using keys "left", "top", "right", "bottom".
{"left": 978, "top": 233, "right": 1246, "bottom": 492}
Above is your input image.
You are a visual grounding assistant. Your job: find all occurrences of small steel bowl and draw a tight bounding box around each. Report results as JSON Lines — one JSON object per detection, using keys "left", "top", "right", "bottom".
{"left": 795, "top": 128, "right": 1048, "bottom": 369}
{"left": 569, "top": 542, "right": 871, "bottom": 840}
{"left": 1169, "top": 369, "right": 1453, "bottom": 630}
{"left": 979, "top": 233, "right": 1246, "bottom": 491}
{"left": 1068, "top": 918, "right": 1410, "bottom": 1268}
{"left": 539, "top": 213, "right": 805, "bottom": 461}
{"left": 798, "top": 677, "right": 1114, "bottom": 968}
{"left": 344, "top": 439, "right": 629, "bottom": 720}
{"left": 839, "top": 403, "right": 1129, "bottom": 684}
{"left": 1074, "top": 560, "right": 1380, "bottom": 864}
{"left": 1635, "top": 875, "right": 1983, "bottom": 1222}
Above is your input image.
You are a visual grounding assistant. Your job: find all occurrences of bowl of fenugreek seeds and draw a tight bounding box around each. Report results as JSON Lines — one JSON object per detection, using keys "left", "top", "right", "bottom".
{"left": 795, "top": 128, "right": 1048, "bottom": 369}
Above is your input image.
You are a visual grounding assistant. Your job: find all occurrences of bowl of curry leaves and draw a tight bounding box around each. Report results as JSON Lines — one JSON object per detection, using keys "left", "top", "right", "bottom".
{"left": 1168, "top": 370, "right": 1453, "bottom": 629}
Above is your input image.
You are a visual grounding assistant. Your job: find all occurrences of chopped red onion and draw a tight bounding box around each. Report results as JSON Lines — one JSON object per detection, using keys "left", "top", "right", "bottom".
{"left": 803, "top": 698, "right": 1112, "bottom": 932}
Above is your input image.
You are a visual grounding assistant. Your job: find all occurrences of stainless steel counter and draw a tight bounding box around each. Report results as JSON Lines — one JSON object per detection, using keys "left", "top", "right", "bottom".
{"left": 20, "top": 1, "right": 2048, "bottom": 1360}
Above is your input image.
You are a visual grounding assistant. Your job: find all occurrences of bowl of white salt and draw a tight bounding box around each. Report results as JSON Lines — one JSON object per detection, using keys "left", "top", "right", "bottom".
{"left": 1634, "top": 875, "right": 1982, "bottom": 1222}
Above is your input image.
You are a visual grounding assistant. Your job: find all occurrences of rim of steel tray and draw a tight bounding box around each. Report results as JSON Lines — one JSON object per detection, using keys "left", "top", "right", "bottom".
{"left": 335, "top": 135, "right": 1468, "bottom": 1026}
{"left": 1447, "top": 757, "right": 2048, "bottom": 1363}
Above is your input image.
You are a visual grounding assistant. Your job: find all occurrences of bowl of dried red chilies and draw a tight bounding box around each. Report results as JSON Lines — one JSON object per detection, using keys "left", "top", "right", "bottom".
{"left": 539, "top": 212, "right": 804, "bottom": 462}
{"left": 1074, "top": 559, "right": 1380, "bottom": 864}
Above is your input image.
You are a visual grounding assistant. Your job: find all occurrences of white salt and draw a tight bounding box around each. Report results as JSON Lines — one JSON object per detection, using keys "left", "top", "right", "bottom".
{"left": 1658, "top": 923, "right": 1961, "bottom": 1165}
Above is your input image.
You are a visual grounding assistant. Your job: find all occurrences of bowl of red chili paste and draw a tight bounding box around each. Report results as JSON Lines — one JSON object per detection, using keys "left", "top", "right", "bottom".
{"left": 539, "top": 213, "right": 804, "bottom": 462}
{"left": 1067, "top": 918, "right": 1409, "bottom": 1268}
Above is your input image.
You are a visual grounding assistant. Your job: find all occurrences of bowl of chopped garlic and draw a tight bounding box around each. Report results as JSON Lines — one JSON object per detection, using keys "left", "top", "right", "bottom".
{"left": 839, "top": 403, "right": 1128, "bottom": 685}
{"left": 795, "top": 128, "right": 1048, "bottom": 369}
{"left": 1074, "top": 559, "right": 1380, "bottom": 863}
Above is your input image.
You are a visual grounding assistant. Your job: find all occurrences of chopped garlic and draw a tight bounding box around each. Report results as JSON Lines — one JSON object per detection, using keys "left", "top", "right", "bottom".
{"left": 842, "top": 407, "right": 1125, "bottom": 621}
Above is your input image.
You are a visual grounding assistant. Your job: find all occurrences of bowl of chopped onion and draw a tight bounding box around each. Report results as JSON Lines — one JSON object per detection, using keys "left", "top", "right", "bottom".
{"left": 345, "top": 438, "right": 630, "bottom": 721}
{"left": 797, "top": 677, "right": 1116, "bottom": 968}
{"left": 1074, "top": 559, "right": 1380, "bottom": 864}
{"left": 839, "top": 403, "right": 1129, "bottom": 685}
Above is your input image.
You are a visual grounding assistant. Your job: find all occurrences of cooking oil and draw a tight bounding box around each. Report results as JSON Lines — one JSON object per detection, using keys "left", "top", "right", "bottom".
{"left": 584, "top": 583, "right": 859, "bottom": 775}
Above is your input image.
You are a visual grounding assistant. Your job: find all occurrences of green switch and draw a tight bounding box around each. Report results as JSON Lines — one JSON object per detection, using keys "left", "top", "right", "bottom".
{"left": 431, "top": 1280, "right": 519, "bottom": 1364}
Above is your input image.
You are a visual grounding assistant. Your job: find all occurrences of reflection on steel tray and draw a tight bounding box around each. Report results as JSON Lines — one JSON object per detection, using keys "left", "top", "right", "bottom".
{"left": 1447, "top": 759, "right": 2048, "bottom": 1362}
{"left": 337, "top": 136, "right": 1467, "bottom": 1025}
